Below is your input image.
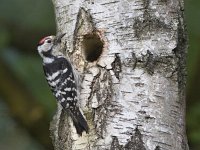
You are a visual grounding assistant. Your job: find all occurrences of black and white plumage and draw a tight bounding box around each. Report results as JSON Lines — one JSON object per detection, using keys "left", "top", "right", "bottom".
{"left": 37, "top": 34, "right": 89, "bottom": 135}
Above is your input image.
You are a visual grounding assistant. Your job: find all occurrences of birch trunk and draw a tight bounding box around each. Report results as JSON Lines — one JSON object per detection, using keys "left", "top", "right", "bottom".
{"left": 50, "top": 0, "right": 188, "bottom": 149}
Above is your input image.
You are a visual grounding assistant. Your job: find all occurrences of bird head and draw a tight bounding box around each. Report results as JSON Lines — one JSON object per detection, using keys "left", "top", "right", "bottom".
{"left": 37, "top": 33, "right": 66, "bottom": 57}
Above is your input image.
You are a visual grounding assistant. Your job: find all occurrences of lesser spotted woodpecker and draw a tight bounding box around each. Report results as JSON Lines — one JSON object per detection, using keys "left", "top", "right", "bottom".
{"left": 37, "top": 34, "right": 89, "bottom": 135}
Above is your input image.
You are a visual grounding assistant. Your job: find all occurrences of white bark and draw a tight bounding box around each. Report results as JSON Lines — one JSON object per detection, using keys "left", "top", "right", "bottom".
{"left": 50, "top": 0, "right": 188, "bottom": 150}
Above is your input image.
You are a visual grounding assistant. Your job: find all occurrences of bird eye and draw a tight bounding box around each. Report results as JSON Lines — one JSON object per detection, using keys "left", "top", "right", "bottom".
{"left": 47, "top": 40, "right": 51, "bottom": 43}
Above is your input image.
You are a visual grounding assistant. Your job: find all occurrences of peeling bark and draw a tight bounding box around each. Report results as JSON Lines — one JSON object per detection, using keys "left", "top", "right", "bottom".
{"left": 50, "top": 0, "right": 188, "bottom": 149}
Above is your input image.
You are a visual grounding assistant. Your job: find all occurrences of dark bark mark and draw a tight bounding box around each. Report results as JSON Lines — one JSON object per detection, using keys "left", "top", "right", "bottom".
{"left": 137, "top": 50, "right": 176, "bottom": 77}
{"left": 144, "top": 115, "right": 155, "bottom": 120}
{"left": 124, "top": 127, "right": 146, "bottom": 150}
{"left": 123, "top": 50, "right": 176, "bottom": 76}
{"left": 158, "top": 0, "right": 168, "bottom": 4}
{"left": 110, "top": 127, "right": 146, "bottom": 150}
{"left": 154, "top": 145, "right": 161, "bottom": 150}
{"left": 124, "top": 52, "right": 137, "bottom": 70}
{"left": 111, "top": 54, "right": 122, "bottom": 79}
{"left": 173, "top": 15, "right": 187, "bottom": 96}
{"left": 144, "top": 50, "right": 156, "bottom": 75}
{"left": 88, "top": 71, "right": 101, "bottom": 106}
{"left": 156, "top": 55, "right": 177, "bottom": 79}
{"left": 138, "top": 110, "right": 155, "bottom": 122}
{"left": 89, "top": 70, "right": 113, "bottom": 138}
{"left": 131, "top": 53, "right": 138, "bottom": 70}
{"left": 85, "top": 0, "right": 94, "bottom": 4}
{"left": 133, "top": 10, "right": 171, "bottom": 39}
{"left": 110, "top": 136, "right": 123, "bottom": 150}
{"left": 101, "top": 1, "right": 119, "bottom": 5}
{"left": 138, "top": 110, "right": 146, "bottom": 114}
{"left": 97, "top": 71, "right": 113, "bottom": 137}
{"left": 142, "top": 0, "right": 150, "bottom": 9}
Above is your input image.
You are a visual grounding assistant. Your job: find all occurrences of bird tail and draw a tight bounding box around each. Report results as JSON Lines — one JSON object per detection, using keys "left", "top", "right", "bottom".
{"left": 68, "top": 108, "right": 89, "bottom": 136}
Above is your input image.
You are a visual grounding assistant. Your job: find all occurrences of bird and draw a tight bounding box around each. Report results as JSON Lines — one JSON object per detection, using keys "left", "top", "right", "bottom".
{"left": 37, "top": 34, "right": 89, "bottom": 135}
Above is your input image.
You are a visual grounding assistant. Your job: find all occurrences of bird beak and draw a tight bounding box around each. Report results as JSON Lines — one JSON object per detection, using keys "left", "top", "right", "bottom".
{"left": 54, "top": 33, "right": 66, "bottom": 44}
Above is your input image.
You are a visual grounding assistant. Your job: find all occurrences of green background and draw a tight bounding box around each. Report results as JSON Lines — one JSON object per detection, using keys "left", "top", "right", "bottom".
{"left": 0, "top": 0, "right": 199, "bottom": 149}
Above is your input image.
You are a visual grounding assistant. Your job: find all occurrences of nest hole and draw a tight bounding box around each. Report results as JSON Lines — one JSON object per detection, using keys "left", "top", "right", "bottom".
{"left": 82, "top": 33, "right": 104, "bottom": 62}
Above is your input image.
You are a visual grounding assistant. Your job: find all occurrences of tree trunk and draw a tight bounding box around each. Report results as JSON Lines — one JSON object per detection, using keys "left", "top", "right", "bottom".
{"left": 50, "top": 0, "right": 189, "bottom": 149}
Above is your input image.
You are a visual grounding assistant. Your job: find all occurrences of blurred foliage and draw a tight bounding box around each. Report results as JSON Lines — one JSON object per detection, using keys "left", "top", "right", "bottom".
{"left": 0, "top": 0, "right": 199, "bottom": 149}
{"left": 185, "top": 0, "right": 200, "bottom": 150}
{"left": 0, "top": 100, "right": 45, "bottom": 150}
{"left": 0, "top": 0, "right": 56, "bottom": 149}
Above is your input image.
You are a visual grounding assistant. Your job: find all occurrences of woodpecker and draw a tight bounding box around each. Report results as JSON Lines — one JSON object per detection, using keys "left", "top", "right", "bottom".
{"left": 37, "top": 34, "right": 89, "bottom": 135}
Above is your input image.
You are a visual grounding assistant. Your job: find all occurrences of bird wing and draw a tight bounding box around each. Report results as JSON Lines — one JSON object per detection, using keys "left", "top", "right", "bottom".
{"left": 43, "top": 57, "right": 78, "bottom": 108}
